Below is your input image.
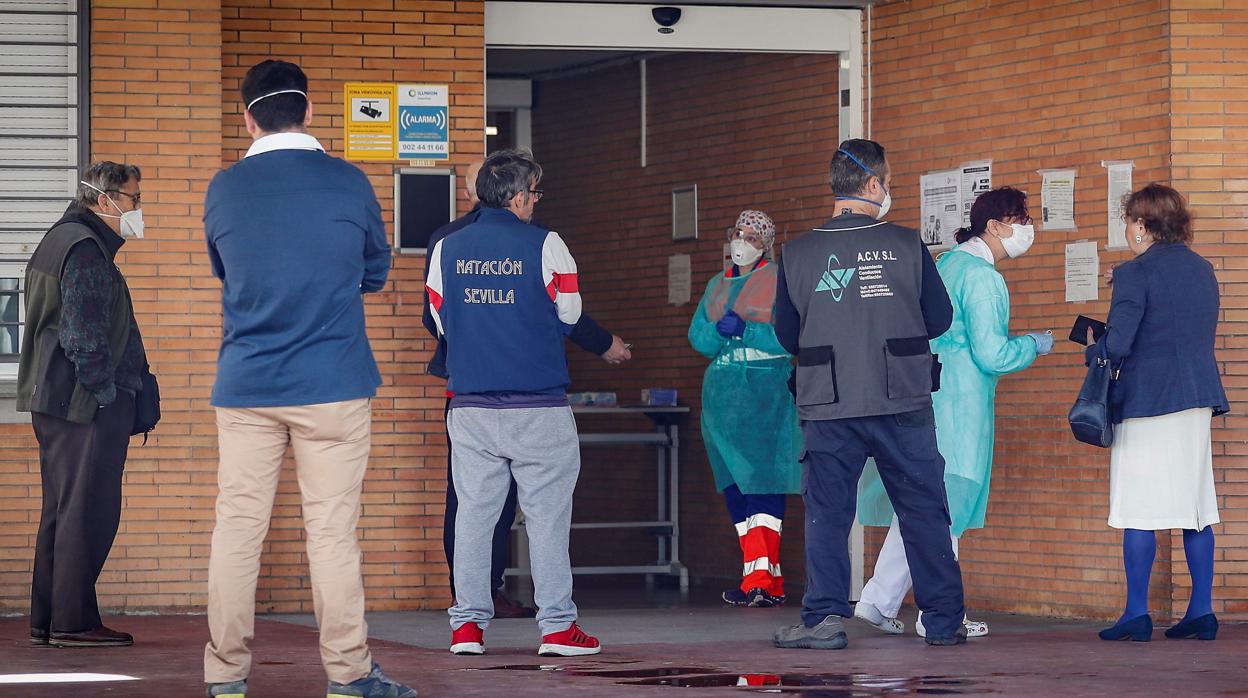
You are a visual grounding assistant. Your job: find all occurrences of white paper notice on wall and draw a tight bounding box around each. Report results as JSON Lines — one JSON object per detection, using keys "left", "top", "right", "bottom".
{"left": 920, "top": 169, "right": 961, "bottom": 247}
{"left": 1039, "top": 169, "right": 1077, "bottom": 231}
{"left": 668, "top": 253, "right": 692, "bottom": 306}
{"left": 1103, "top": 160, "right": 1133, "bottom": 249}
{"left": 1065, "top": 241, "right": 1099, "bottom": 303}
{"left": 960, "top": 160, "right": 993, "bottom": 228}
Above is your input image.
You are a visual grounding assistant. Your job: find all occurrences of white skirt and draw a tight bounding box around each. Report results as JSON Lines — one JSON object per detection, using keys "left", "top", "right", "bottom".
{"left": 1109, "top": 407, "right": 1219, "bottom": 530}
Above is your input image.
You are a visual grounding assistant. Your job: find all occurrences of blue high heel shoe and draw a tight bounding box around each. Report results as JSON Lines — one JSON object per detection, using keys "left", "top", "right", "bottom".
{"left": 1164, "top": 613, "right": 1217, "bottom": 640}
{"left": 1098, "top": 614, "right": 1152, "bottom": 642}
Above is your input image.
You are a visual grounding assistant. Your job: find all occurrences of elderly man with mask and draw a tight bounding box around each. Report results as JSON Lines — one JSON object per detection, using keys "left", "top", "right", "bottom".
{"left": 17, "top": 161, "right": 149, "bottom": 648}
{"left": 688, "top": 209, "right": 801, "bottom": 609}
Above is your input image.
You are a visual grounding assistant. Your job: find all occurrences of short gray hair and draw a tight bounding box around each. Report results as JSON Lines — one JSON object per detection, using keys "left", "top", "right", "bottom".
{"left": 476, "top": 149, "right": 542, "bottom": 208}
{"left": 76, "top": 161, "right": 141, "bottom": 209}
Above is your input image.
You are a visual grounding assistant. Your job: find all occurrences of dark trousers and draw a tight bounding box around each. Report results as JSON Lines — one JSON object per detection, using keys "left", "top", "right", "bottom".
{"left": 800, "top": 407, "right": 965, "bottom": 639}
{"left": 30, "top": 392, "right": 135, "bottom": 633}
{"left": 442, "top": 398, "right": 517, "bottom": 597}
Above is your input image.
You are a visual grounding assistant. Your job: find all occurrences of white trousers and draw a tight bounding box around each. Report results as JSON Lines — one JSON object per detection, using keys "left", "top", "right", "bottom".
{"left": 858, "top": 516, "right": 960, "bottom": 619}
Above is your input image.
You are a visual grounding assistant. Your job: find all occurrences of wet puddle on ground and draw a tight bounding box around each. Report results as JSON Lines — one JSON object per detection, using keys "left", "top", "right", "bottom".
{"left": 482, "top": 665, "right": 986, "bottom": 694}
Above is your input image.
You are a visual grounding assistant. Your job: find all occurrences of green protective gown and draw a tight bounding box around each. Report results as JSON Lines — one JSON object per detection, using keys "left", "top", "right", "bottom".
{"left": 858, "top": 245, "right": 1038, "bottom": 536}
{"left": 688, "top": 263, "right": 802, "bottom": 495}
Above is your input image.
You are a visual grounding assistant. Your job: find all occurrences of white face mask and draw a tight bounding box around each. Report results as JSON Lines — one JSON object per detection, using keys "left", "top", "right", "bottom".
{"left": 877, "top": 190, "right": 892, "bottom": 220}
{"left": 79, "top": 180, "right": 144, "bottom": 238}
{"left": 1000, "top": 223, "right": 1034, "bottom": 258}
{"left": 730, "top": 239, "right": 764, "bottom": 267}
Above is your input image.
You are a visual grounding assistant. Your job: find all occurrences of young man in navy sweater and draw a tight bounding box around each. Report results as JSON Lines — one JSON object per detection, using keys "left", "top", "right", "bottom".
{"left": 427, "top": 149, "right": 602, "bottom": 657}
{"left": 202, "top": 60, "right": 416, "bottom": 698}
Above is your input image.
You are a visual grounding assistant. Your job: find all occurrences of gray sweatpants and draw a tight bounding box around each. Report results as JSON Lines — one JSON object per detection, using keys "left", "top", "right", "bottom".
{"left": 447, "top": 406, "right": 581, "bottom": 636}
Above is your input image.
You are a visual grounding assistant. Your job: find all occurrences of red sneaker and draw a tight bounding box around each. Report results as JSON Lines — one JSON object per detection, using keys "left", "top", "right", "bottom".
{"left": 538, "top": 623, "right": 602, "bottom": 656}
{"left": 450, "top": 622, "right": 484, "bottom": 655}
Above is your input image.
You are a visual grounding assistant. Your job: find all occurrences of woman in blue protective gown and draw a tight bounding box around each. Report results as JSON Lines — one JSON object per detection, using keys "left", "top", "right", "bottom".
{"left": 688, "top": 209, "right": 802, "bottom": 608}
{"left": 855, "top": 188, "right": 1051, "bottom": 638}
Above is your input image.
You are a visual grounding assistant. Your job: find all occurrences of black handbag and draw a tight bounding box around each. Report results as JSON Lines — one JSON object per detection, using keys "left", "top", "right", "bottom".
{"left": 1068, "top": 342, "right": 1118, "bottom": 448}
{"left": 131, "top": 370, "right": 161, "bottom": 441}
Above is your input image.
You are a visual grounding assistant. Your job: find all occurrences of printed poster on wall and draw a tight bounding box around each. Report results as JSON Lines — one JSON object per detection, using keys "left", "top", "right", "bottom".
{"left": 959, "top": 160, "right": 993, "bottom": 227}
{"left": 344, "top": 83, "right": 397, "bottom": 161}
{"left": 920, "top": 169, "right": 961, "bottom": 247}
{"left": 1065, "top": 241, "right": 1099, "bottom": 303}
{"left": 1104, "top": 160, "right": 1133, "bottom": 249}
{"left": 398, "top": 84, "right": 450, "bottom": 160}
{"left": 1040, "top": 169, "right": 1077, "bottom": 231}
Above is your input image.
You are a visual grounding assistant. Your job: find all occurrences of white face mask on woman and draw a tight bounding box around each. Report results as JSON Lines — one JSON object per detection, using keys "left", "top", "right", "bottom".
{"left": 1000, "top": 223, "right": 1034, "bottom": 258}
{"left": 730, "top": 239, "right": 764, "bottom": 267}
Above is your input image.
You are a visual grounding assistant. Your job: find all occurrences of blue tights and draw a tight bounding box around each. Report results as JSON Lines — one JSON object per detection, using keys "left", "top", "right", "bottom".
{"left": 1120, "top": 527, "right": 1215, "bottom": 622}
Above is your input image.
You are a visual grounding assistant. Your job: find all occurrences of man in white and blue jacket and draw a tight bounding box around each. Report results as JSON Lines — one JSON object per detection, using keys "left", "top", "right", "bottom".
{"left": 427, "top": 149, "right": 603, "bottom": 658}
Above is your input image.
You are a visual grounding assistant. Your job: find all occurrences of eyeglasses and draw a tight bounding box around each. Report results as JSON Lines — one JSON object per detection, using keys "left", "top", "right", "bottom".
{"left": 529, "top": 189, "right": 544, "bottom": 201}
{"left": 108, "top": 190, "right": 141, "bottom": 207}
{"left": 727, "top": 227, "right": 764, "bottom": 247}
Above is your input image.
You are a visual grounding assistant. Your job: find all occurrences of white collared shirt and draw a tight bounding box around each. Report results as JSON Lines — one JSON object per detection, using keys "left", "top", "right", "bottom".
{"left": 244, "top": 132, "right": 325, "bottom": 158}
{"left": 959, "top": 235, "right": 996, "bottom": 265}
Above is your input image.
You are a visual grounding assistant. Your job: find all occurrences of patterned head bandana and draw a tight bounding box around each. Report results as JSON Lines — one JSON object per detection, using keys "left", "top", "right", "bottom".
{"left": 735, "top": 209, "right": 776, "bottom": 249}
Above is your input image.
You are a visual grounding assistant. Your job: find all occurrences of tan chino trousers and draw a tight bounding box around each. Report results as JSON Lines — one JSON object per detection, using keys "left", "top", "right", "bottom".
{"left": 204, "top": 398, "right": 373, "bottom": 685}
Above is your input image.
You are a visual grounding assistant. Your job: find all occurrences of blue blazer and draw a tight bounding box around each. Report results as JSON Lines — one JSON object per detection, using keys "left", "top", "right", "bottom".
{"left": 1092, "top": 243, "right": 1229, "bottom": 422}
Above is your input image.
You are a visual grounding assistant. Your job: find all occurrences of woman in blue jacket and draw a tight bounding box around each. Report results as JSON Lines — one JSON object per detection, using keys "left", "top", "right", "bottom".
{"left": 856, "top": 187, "right": 1051, "bottom": 638}
{"left": 688, "top": 210, "right": 802, "bottom": 608}
{"left": 1095, "top": 184, "right": 1228, "bottom": 642}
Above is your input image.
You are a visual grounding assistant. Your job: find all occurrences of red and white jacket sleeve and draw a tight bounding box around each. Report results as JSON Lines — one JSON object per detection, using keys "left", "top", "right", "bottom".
{"left": 541, "top": 231, "right": 583, "bottom": 326}
{"left": 425, "top": 239, "right": 446, "bottom": 336}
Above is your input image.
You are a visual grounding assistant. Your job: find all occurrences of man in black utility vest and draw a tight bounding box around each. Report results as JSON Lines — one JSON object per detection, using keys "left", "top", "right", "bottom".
{"left": 16, "top": 161, "right": 148, "bottom": 648}
{"left": 772, "top": 139, "right": 966, "bottom": 649}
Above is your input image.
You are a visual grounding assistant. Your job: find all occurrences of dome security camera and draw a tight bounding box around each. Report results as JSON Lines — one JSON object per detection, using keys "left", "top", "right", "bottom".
{"left": 652, "top": 7, "right": 682, "bottom": 34}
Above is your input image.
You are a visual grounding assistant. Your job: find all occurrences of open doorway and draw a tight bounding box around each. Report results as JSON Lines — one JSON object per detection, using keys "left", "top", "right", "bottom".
{"left": 485, "top": 1, "right": 867, "bottom": 604}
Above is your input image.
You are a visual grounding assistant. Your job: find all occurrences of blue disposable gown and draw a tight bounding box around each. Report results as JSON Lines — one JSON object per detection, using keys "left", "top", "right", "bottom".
{"left": 858, "top": 246, "right": 1037, "bottom": 536}
{"left": 688, "top": 265, "right": 802, "bottom": 495}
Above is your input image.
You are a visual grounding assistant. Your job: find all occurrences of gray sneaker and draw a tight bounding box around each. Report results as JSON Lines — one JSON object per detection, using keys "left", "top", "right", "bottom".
{"left": 327, "top": 663, "right": 418, "bottom": 698}
{"left": 773, "top": 616, "right": 849, "bottom": 650}
{"left": 205, "top": 679, "right": 246, "bottom": 697}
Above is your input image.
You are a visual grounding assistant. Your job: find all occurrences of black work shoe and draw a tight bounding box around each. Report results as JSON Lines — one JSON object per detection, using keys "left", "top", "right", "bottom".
{"left": 49, "top": 625, "right": 133, "bottom": 648}
{"left": 924, "top": 626, "right": 969, "bottom": 646}
{"left": 30, "top": 628, "right": 49, "bottom": 646}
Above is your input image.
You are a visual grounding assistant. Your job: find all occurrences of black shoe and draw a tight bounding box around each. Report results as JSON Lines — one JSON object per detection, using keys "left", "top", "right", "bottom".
{"left": 492, "top": 592, "right": 536, "bottom": 619}
{"left": 49, "top": 625, "right": 133, "bottom": 648}
{"left": 722, "top": 588, "right": 750, "bottom": 606}
{"left": 746, "top": 588, "right": 786, "bottom": 608}
{"left": 1164, "top": 613, "right": 1217, "bottom": 640}
{"left": 924, "top": 626, "right": 968, "bottom": 646}
{"left": 1098, "top": 614, "right": 1152, "bottom": 642}
{"left": 30, "top": 628, "right": 49, "bottom": 646}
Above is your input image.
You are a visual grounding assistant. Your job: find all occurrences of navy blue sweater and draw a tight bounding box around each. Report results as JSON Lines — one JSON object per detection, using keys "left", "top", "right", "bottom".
{"left": 205, "top": 147, "right": 390, "bottom": 407}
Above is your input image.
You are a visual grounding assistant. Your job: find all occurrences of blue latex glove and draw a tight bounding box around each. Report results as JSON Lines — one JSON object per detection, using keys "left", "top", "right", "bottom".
{"left": 1025, "top": 331, "right": 1054, "bottom": 356}
{"left": 716, "top": 311, "right": 746, "bottom": 338}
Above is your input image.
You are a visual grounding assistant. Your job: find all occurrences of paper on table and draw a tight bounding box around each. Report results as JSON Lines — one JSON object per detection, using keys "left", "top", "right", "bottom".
{"left": 960, "top": 160, "right": 993, "bottom": 227}
{"left": 668, "top": 253, "right": 691, "bottom": 305}
{"left": 1104, "top": 160, "right": 1133, "bottom": 249}
{"left": 1065, "top": 241, "right": 1099, "bottom": 303}
{"left": 1040, "top": 169, "right": 1077, "bottom": 231}
{"left": 920, "top": 169, "right": 961, "bottom": 247}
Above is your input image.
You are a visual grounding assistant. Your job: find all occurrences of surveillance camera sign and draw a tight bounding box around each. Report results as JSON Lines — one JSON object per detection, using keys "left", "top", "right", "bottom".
{"left": 344, "top": 83, "right": 397, "bottom": 161}
{"left": 398, "top": 84, "right": 449, "bottom": 160}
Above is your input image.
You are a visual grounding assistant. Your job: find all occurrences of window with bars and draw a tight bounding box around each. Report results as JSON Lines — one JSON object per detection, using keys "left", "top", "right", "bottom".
{"left": 0, "top": 0, "right": 87, "bottom": 376}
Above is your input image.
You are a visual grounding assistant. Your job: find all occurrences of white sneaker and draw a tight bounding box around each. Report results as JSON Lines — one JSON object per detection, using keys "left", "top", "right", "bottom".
{"left": 915, "top": 612, "right": 988, "bottom": 638}
{"left": 854, "top": 601, "right": 905, "bottom": 635}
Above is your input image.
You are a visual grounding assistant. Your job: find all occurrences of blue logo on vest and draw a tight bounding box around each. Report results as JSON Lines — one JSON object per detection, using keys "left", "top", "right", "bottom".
{"left": 815, "top": 255, "right": 856, "bottom": 302}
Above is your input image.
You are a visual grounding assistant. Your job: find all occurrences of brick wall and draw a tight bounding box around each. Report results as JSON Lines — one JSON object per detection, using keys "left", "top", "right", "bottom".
{"left": 1166, "top": 0, "right": 1248, "bottom": 619}
{"left": 532, "top": 52, "right": 843, "bottom": 588}
{"left": 0, "top": 0, "right": 484, "bottom": 616}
